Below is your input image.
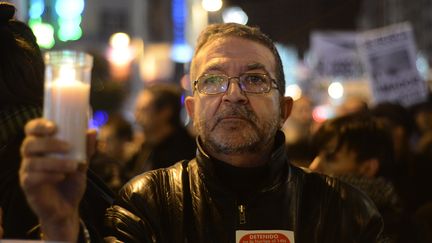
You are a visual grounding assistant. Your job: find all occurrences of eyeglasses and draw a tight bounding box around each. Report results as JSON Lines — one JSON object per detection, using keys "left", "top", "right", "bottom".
{"left": 193, "top": 73, "right": 278, "bottom": 95}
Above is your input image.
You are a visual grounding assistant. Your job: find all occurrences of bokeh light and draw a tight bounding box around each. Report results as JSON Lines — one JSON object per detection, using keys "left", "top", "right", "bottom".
{"left": 171, "top": 43, "right": 193, "bottom": 63}
{"left": 55, "top": 0, "right": 84, "bottom": 19}
{"left": 202, "top": 0, "right": 223, "bottom": 12}
{"left": 222, "top": 6, "right": 248, "bottom": 24}
{"left": 109, "top": 32, "right": 131, "bottom": 49}
{"left": 285, "top": 84, "right": 302, "bottom": 101}
{"left": 328, "top": 81, "right": 344, "bottom": 99}
{"left": 30, "top": 21, "right": 55, "bottom": 49}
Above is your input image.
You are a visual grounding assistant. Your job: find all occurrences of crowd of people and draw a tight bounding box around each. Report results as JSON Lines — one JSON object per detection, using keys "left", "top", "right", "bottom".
{"left": 1, "top": 1, "right": 432, "bottom": 242}
{"left": 284, "top": 97, "right": 432, "bottom": 242}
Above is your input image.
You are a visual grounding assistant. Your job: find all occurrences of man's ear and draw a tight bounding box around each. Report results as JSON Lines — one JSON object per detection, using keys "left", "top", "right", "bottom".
{"left": 184, "top": 96, "right": 195, "bottom": 119}
{"left": 280, "top": 96, "right": 293, "bottom": 126}
{"left": 359, "top": 158, "right": 380, "bottom": 178}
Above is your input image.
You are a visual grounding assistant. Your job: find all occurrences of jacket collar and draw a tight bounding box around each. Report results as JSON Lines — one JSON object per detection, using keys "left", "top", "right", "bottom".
{"left": 195, "top": 130, "right": 289, "bottom": 193}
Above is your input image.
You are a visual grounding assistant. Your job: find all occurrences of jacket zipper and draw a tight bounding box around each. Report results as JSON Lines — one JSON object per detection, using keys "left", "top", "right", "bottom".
{"left": 238, "top": 204, "right": 246, "bottom": 225}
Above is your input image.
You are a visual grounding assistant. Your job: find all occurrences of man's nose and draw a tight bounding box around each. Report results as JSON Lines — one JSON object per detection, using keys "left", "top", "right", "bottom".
{"left": 222, "top": 79, "right": 248, "bottom": 103}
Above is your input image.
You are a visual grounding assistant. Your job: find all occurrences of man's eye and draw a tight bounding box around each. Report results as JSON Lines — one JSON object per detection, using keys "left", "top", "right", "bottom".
{"left": 203, "top": 76, "right": 224, "bottom": 84}
{"left": 244, "top": 74, "right": 266, "bottom": 85}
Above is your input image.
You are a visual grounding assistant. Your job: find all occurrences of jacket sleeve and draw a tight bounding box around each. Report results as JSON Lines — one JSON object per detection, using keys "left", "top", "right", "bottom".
{"left": 301, "top": 171, "right": 384, "bottom": 243}
{"left": 326, "top": 176, "right": 385, "bottom": 243}
{"left": 352, "top": 196, "right": 385, "bottom": 243}
{"left": 104, "top": 171, "right": 165, "bottom": 243}
{"left": 103, "top": 163, "right": 185, "bottom": 243}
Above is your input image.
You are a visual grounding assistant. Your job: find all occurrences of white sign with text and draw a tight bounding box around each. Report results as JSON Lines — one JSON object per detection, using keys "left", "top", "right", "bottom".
{"left": 358, "top": 23, "right": 428, "bottom": 106}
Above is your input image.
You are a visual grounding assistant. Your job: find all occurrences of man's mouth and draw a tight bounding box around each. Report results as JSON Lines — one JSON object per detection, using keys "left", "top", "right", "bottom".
{"left": 220, "top": 116, "right": 246, "bottom": 120}
{"left": 217, "top": 114, "right": 250, "bottom": 123}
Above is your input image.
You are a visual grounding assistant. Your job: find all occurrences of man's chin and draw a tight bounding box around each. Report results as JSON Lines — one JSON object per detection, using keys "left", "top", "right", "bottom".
{"left": 211, "top": 143, "right": 258, "bottom": 154}
{"left": 211, "top": 122, "right": 254, "bottom": 134}
{"left": 207, "top": 135, "right": 260, "bottom": 154}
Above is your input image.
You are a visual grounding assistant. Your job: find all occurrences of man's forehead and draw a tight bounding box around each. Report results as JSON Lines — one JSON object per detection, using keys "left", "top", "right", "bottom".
{"left": 198, "top": 36, "right": 272, "bottom": 56}
{"left": 192, "top": 36, "right": 276, "bottom": 75}
{"left": 202, "top": 62, "right": 268, "bottom": 72}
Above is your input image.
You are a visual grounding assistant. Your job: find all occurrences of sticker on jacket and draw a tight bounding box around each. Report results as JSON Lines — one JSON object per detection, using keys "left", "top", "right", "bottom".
{"left": 236, "top": 230, "right": 295, "bottom": 243}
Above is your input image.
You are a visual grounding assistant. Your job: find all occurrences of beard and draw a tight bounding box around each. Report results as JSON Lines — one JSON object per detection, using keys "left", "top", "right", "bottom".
{"left": 195, "top": 104, "right": 281, "bottom": 155}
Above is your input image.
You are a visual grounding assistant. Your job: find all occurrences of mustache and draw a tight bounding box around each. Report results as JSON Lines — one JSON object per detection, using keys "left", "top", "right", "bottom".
{"left": 214, "top": 105, "right": 258, "bottom": 124}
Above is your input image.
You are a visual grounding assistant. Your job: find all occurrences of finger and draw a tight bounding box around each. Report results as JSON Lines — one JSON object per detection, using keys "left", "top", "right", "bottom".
{"left": 21, "top": 157, "right": 78, "bottom": 174}
{"left": 21, "top": 136, "right": 70, "bottom": 157}
{"left": 86, "top": 129, "right": 97, "bottom": 158}
{"left": 19, "top": 171, "right": 66, "bottom": 191}
{"left": 24, "top": 118, "right": 57, "bottom": 136}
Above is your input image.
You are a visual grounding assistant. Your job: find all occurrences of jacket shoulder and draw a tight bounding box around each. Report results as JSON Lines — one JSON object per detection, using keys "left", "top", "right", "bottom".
{"left": 105, "top": 161, "right": 187, "bottom": 242}
{"left": 291, "top": 166, "right": 384, "bottom": 242}
{"left": 122, "top": 161, "right": 184, "bottom": 197}
{"left": 293, "top": 166, "right": 380, "bottom": 213}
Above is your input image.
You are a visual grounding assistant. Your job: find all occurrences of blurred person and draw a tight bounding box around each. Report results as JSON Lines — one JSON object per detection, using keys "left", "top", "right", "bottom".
{"left": 90, "top": 114, "right": 134, "bottom": 192}
{"left": 410, "top": 100, "right": 432, "bottom": 156}
{"left": 19, "top": 23, "right": 383, "bottom": 242}
{"left": 309, "top": 112, "right": 403, "bottom": 242}
{"left": 97, "top": 114, "right": 134, "bottom": 163}
{"left": 371, "top": 102, "right": 432, "bottom": 243}
{"left": 282, "top": 95, "right": 316, "bottom": 167}
{"left": 125, "top": 83, "right": 196, "bottom": 178}
{"left": 0, "top": 2, "right": 45, "bottom": 238}
{"left": 409, "top": 100, "right": 432, "bottom": 208}
{"left": 0, "top": 2, "right": 113, "bottom": 240}
{"left": 370, "top": 102, "right": 413, "bottom": 165}
{"left": 411, "top": 202, "right": 432, "bottom": 243}
{"left": 336, "top": 95, "right": 369, "bottom": 117}
{"left": 370, "top": 102, "right": 414, "bottom": 209}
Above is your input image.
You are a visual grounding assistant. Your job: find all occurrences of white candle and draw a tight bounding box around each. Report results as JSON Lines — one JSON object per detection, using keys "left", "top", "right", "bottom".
{"left": 43, "top": 66, "right": 90, "bottom": 163}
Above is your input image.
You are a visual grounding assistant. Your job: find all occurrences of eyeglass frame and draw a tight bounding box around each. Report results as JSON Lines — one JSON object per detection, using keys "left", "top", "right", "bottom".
{"left": 193, "top": 72, "right": 279, "bottom": 95}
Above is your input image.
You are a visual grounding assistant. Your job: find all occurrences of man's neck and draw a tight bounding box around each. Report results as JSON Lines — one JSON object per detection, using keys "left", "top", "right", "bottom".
{"left": 208, "top": 140, "right": 275, "bottom": 168}
{"left": 213, "top": 153, "right": 271, "bottom": 167}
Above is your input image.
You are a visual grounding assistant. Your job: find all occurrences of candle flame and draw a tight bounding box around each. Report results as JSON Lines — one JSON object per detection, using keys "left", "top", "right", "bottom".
{"left": 59, "top": 66, "right": 77, "bottom": 83}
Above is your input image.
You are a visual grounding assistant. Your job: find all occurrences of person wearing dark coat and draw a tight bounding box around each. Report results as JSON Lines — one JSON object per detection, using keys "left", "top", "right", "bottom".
{"left": 0, "top": 2, "right": 113, "bottom": 241}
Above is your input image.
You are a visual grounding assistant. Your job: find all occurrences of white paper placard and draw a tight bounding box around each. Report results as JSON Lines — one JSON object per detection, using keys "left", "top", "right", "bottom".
{"left": 310, "top": 31, "right": 363, "bottom": 78}
{"left": 358, "top": 22, "right": 428, "bottom": 106}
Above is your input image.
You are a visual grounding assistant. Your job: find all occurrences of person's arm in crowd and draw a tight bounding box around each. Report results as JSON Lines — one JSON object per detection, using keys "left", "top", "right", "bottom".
{"left": 19, "top": 118, "right": 93, "bottom": 242}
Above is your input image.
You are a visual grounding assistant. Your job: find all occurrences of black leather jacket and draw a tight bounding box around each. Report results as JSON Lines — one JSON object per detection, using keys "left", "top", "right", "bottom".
{"left": 105, "top": 132, "right": 383, "bottom": 242}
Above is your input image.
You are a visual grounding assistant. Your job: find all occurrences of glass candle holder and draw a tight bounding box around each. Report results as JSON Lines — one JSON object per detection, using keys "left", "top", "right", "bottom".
{"left": 43, "top": 51, "right": 93, "bottom": 163}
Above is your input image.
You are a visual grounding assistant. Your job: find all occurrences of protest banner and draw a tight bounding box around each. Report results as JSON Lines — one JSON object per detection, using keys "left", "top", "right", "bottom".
{"left": 358, "top": 23, "right": 428, "bottom": 106}
{"left": 310, "top": 32, "right": 363, "bottom": 79}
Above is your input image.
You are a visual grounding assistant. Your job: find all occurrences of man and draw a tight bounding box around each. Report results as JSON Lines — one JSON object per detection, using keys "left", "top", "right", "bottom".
{"left": 125, "top": 84, "right": 196, "bottom": 178}
{"left": 19, "top": 23, "right": 383, "bottom": 242}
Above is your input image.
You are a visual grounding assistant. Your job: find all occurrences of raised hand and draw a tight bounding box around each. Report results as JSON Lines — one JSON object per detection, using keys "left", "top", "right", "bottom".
{"left": 19, "top": 118, "right": 87, "bottom": 242}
